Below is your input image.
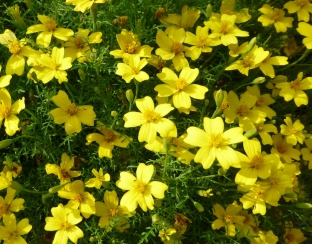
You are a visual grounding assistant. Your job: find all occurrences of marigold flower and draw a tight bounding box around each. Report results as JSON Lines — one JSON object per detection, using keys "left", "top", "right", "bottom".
{"left": 284, "top": 0, "right": 312, "bottom": 22}
{"left": 0, "top": 188, "right": 25, "bottom": 219}
{"left": 155, "top": 67, "right": 208, "bottom": 110}
{"left": 0, "top": 88, "right": 25, "bottom": 136}
{"left": 58, "top": 180, "right": 96, "bottom": 218}
{"left": 301, "top": 139, "right": 312, "bottom": 169}
{"left": 44, "top": 204, "right": 83, "bottom": 244}
{"left": 95, "top": 190, "right": 132, "bottom": 232}
{"left": 155, "top": 28, "right": 189, "bottom": 71}
{"left": 49, "top": 90, "right": 96, "bottom": 135}
{"left": 296, "top": 22, "right": 312, "bottom": 49}
{"left": 123, "top": 96, "right": 176, "bottom": 143}
{"left": 0, "top": 172, "right": 12, "bottom": 191}
{"left": 85, "top": 168, "right": 110, "bottom": 189}
{"left": 0, "top": 29, "right": 38, "bottom": 75}
{"left": 211, "top": 202, "right": 245, "bottom": 237}
{"left": 258, "top": 4, "right": 294, "bottom": 33}
{"left": 184, "top": 117, "right": 246, "bottom": 170}
{"left": 283, "top": 226, "right": 307, "bottom": 244}
{"left": 45, "top": 153, "right": 81, "bottom": 184}
{"left": 280, "top": 117, "right": 305, "bottom": 145}
{"left": 254, "top": 122, "right": 277, "bottom": 145}
{"left": 66, "top": 0, "right": 107, "bottom": 13}
{"left": 0, "top": 214, "right": 32, "bottom": 244}
{"left": 2, "top": 161, "right": 22, "bottom": 178}
{"left": 64, "top": 28, "right": 102, "bottom": 63}
{"left": 159, "top": 228, "right": 176, "bottom": 243}
{"left": 116, "top": 163, "right": 168, "bottom": 212}
{"left": 258, "top": 53, "right": 288, "bottom": 78}
{"left": 219, "top": 0, "right": 251, "bottom": 23}
{"left": 26, "top": 15, "right": 74, "bottom": 47}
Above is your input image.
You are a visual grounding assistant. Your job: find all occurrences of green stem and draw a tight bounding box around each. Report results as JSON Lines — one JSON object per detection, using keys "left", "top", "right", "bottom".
{"left": 91, "top": 3, "right": 98, "bottom": 31}
{"left": 207, "top": 179, "right": 237, "bottom": 186}
{"left": 129, "top": 80, "right": 139, "bottom": 111}
{"left": 211, "top": 107, "right": 221, "bottom": 119}
{"left": 23, "top": 108, "right": 39, "bottom": 123}
{"left": 174, "top": 164, "right": 203, "bottom": 180}
{"left": 64, "top": 83, "right": 76, "bottom": 103}
{"left": 277, "top": 49, "right": 311, "bottom": 72}
{"left": 109, "top": 105, "right": 125, "bottom": 128}
{"left": 22, "top": 188, "right": 49, "bottom": 195}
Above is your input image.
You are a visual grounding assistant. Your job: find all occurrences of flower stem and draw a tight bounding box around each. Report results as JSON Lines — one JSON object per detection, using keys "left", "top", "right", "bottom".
{"left": 129, "top": 80, "right": 140, "bottom": 111}
{"left": 22, "top": 188, "right": 49, "bottom": 195}
{"left": 91, "top": 3, "right": 98, "bottom": 31}
{"left": 277, "top": 49, "right": 311, "bottom": 72}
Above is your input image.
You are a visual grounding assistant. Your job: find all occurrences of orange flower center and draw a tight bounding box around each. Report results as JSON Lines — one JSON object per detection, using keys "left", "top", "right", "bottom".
{"left": 0, "top": 203, "right": 9, "bottom": 216}
{"left": 134, "top": 180, "right": 145, "bottom": 193}
{"left": 223, "top": 10, "right": 234, "bottom": 15}
{"left": 285, "top": 233, "right": 295, "bottom": 242}
{"left": 291, "top": 78, "right": 301, "bottom": 90}
{"left": 104, "top": 130, "right": 116, "bottom": 142}
{"left": 74, "top": 193, "right": 85, "bottom": 203}
{"left": 271, "top": 9, "right": 284, "bottom": 21}
{"left": 242, "top": 56, "right": 252, "bottom": 67}
{"left": 250, "top": 155, "right": 264, "bottom": 169}
{"left": 297, "top": 0, "right": 309, "bottom": 7}
{"left": 237, "top": 105, "right": 249, "bottom": 116}
{"left": 270, "top": 177, "right": 279, "bottom": 187}
{"left": 210, "top": 133, "right": 224, "bottom": 148}
{"left": 109, "top": 208, "right": 118, "bottom": 217}
{"left": 74, "top": 37, "right": 84, "bottom": 49}
{"left": 253, "top": 186, "right": 265, "bottom": 198}
{"left": 8, "top": 42, "right": 21, "bottom": 54}
{"left": 7, "top": 230, "right": 19, "bottom": 240}
{"left": 155, "top": 7, "right": 165, "bottom": 19}
{"left": 0, "top": 105, "right": 11, "bottom": 118}
{"left": 197, "top": 37, "right": 207, "bottom": 47}
{"left": 61, "top": 169, "right": 72, "bottom": 179}
{"left": 223, "top": 214, "right": 233, "bottom": 224}
{"left": 277, "top": 145, "right": 287, "bottom": 154}
{"left": 175, "top": 78, "right": 188, "bottom": 91}
{"left": 171, "top": 42, "right": 182, "bottom": 54}
{"left": 50, "top": 60, "right": 59, "bottom": 70}
{"left": 256, "top": 124, "right": 264, "bottom": 132}
{"left": 44, "top": 19, "right": 57, "bottom": 31}
{"left": 60, "top": 221, "right": 71, "bottom": 231}
{"left": 67, "top": 104, "right": 78, "bottom": 115}
{"left": 219, "top": 101, "right": 229, "bottom": 111}
{"left": 220, "top": 22, "right": 230, "bottom": 34}
{"left": 289, "top": 127, "right": 297, "bottom": 135}
{"left": 256, "top": 97, "right": 265, "bottom": 107}
{"left": 125, "top": 43, "right": 136, "bottom": 54}
{"left": 144, "top": 110, "right": 159, "bottom": 122}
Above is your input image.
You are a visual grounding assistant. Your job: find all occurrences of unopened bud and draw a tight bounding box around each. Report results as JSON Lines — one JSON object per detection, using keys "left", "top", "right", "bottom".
{"left": 49, "top": 184, "right": 66, "bottom": 193}
{"left": 204, "top": 99, "right": 209, "bottom": 106}
{"left": 218, "top": 168, "right": 227, "bottom": 176}
{"left": 7, "top": 5, "right": 27, "bottom": 29}
{"left": 126, "top": 89, "right": 134, "bottom": 103}
{"left": 296, "top": 203, "right": 312, "bottom": 209}
{"left": 152, "top": 213, "right": 160, "bottom": 223}
{"left": 24, "top": 0, "right": 33, "bottom": 9}
{"left": 0, "top": 139, "right": 14, "bottom": 149}
{"left": 245, "top": 37, "right": 257, "bottom": 54}
{"left": 163, "top": 137, "right": 170, "bottom": 153}
{"left": 194, "top": 201, "right": 204, "bottom": 212}
{"left": 78, "top": 69, "right": 85, "bottom": 81}
{"left": 111, "top": 111, "right": 118, "bottom": 117}
{"left": 206, "top": 4, "right": 213, "bottom": 20}
{"left": 94, "top": 87, "right": 100, "bottom": 94}
{"left": 244, "top": 128, "right": 257, "bottom": 138}
{"left": 283, "top": 193, "right": 297, "bottom": 199}
{"left": 154, "top": 199, "right": 162, "bottom": 208}
{"left": 215, "top": 90, "right": 224, "bottom": 107}
{"left": 251, "top": 77, "right": 266, "bottom": 85}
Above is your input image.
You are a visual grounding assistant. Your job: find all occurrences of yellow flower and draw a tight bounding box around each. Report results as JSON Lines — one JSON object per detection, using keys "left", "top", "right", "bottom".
{"left": 159, "top": 228, "right": 176, "bottom": 243}
{"left": 110, "top": 29, "right": 153, "bottom": 60}
{"left": 271, "top": 134, "right": 301, "bottom": 164}
{"left": 85, "top": 168, "right": 110, "bottom": 189}
{"left": 147, "top": 55, "right": 167, "bottom": 71}
{"left": 156, "top": 95, "right": 197, "bottom": 115}
{"left": 275, "top": 72, "right": 312, "bottom": 107}
{"left": 258, "top": 53, "right": 288, "bottom": 78}
{"left": 86, "top": 122, "right": 132, "bottom": 158}
{"left": 64, "top": 28, "right": 102, "bottom": 63}
{"left": 155, "top": 28, "right": 189, "bottom": 71}
{"left": 223, "top": 90, "right": 266, "bottom": 129}
{"left": 280, "top": 117, "right": 305, "bottom": 145}
{"left": 26, "top": 15, "right": 74, "bottom": 47}
{"left": 115, "top": 55, "right": 149, "bottom": 83}
{"left": 116, "top": 163, "right": 168, "bottom": 212}
{"left": 0, "top": 214, "right": 32, "bottom": 244}
{"left": 44, "top": 204, "right": 83, "bottom": 244}
{"left": 184, "top": 117, "right": 246, "bottom": 170}
{"left": 2, "top": 161, "right": 22, "bottom": 178}
{"left": 45, "top": 153, "right": 81, "bottom": 184}
{"left": 0, "top": 29, "right": 38, "bottom": 75}
{"left": 33, "top": 47, "right": 72, "bottom": 84}
{"left": 66, "top": 0, "right": 107, "bottom": 13}
{"left": 301, "top": 139, "right": 312, "bottom": 169}
{"left": 208, "top": 14, "right": 249, "bottom": 46}
{"left": 49, "top": 90, "right": 96, "bottom": 135}
{"left": 211, "top": 202, "right": 245, "bottom": 237}
{"left": 155, "top": 67, "right": 208, "bottom": 110}
{"left": 58, "top": 180, "right": 96, "bottom": 218}
{"left": 258, "top": 4, "right": 294, "bottom": 33}
{"left": 252, "top": 230, "right": 279, "bottom": 244}
{"left": 284, "top": 0, "right": 312, "bottom": 22}
{"left": 235, "top": 139, "right": 279, "bottom": 186}
{"left": 254, "top": 122, "right": 277, "bottom": 145}
{"left": 95, "top": 190, "right": 132, "bottom": 232}
{"left": 0, "top": 172, "right": 12, "bottom": 191}
{"left": 0, "top": 88, "right": 25, "bottom": 136}
{"left": 0, "top": 65, "right": 11, "bottom": 88}
{"left": 219, "top": 0, "right": 251, "bottom": 23}
{"left": 296, "top": 22, "right": 312, "bottom": 49}
{"left": 0, "top": 188, "right": 25, "bottom": 219}
{"left": 228, "top": 41, "right": 248, "bottom": 57}
{"left": 284, "top": 222, "right": 307, "bottom": 244}
{"left": 225, "top": 46, "right": 269, "bottom": 76}
{"left": 123, "top": 96, "right": 176, "bottom": 143}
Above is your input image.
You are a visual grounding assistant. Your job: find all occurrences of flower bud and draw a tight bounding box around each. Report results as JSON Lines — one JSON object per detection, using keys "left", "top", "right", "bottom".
{"left": 283, "top": 193, "right": 297, "bottom": 199}
{"left": 245, "top": 37, "right": 257, "bottom": 54}
{"left": 194, "top": 201, "right": 204, "bottom": 212}
{"left": 206, "top": 4, "right": 212, "bottom": 20}
{"left": 296, "top": 203, "right": 312, "bottom": 209}
{"left": 155, "top": 199, "right": 162, "bottom": 208}
{"left": 244, "top": 128, "right": 257, "bottom": 138}
{"left": 111, "top": 111, "right": 118, "bottom": 117}
{"left": 78, "top": 69, "right": 85, "bottom": 81}
{"left": 24, "top": 0, "right": 33, "bottom": 9}
{"left": 162, "top": 137, "right": 171, "bottom": 153}
{"left": 152, "top": 213, "right": 160, "bottom": 223}
{"left": 204, "top": 99, "right": 209, "bottom": 106}
{"left": 218, "top": 167, "right": 227, "bottom": 176}
{"left": 0, "top": 139, "right": 14, "bottom": 149}
{"left": 7, "top": 5, "right": 27, "bottom": 29}
{"left": 126, "top": 89, "right": 134, "bottom": 103}
{"left": 214, "top": 89, "right": 224, "bottom": 107}
{"left": 49, "top": 184, "right": 66, "bottom": 194}
{"left": 250, "top": 77, "right": 266, "bottom": 85}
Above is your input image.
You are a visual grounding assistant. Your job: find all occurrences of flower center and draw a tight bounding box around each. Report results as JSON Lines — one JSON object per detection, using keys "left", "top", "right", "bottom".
{"left": 298, "top": 0, "right": 309, "bottom": 7}
{"left": 223, "top": 214, "right": 233, "bottom": 224}
{"left": 109, "top": 208, "right": 118, "bottom": 217}
{"left": 67, "top": 104, "right": 78, "bottom": 115}
{"left": 289, "top": 127, "right": 297, "bottom": 135}
{"left": 256, "top": 124, "right": 264, "bottom": 132}
{"left": 125, "top": 43, "right": 136, "bottom": 54}
{"left": 44, "top": 19, "right": 57, "bottom": 31}
{"left": 104, "top": 130, "right": 116, "bottom": 142}
{"left": 60, "top": 221, "right": 71, "bottom": 231}
{"left": 256, "top": 97, "right": 265, "bottom": 107}
{"left": 253, "top": 186, "right": 265, "bottom": 198}
{"left": 277, "top": 145, "right": 287, "bottom": 154}
{"left": 134, "top": 180, "right": 145, "bottom": 193}
{"left": 270, "top": 177, "right": 279, "bottom": 187}
{"left": 242, "top": 56, "right": 252, "bottom": 67}
{"left": 7, "top": 230, "right": 19, "bottom": 240}
{"left": 210, "top": 133, "right": 224, "bottom": 148}
{"left": 237, "top": 105, "right": 249, "bottom": 116}
{"left": 285, "top": 233, "right": 295, "bottom": 242}
{"left": 175, "top": 78, "right": 188, "bottom": 91}
{"left": 74, "top": 37, "right": 84, "bottom": 49}
{"left": 0, "top": 105, "right": 11, "bottom": 118}
{"left": 171, "top": 42, "right": 182, "bottom": 54}
{"left": 8, "top": 42, "right": 21, "bottom": 54}
{"left": 50, "top": 60, "right": 59, "bottom": 70}
{"left": 219, "top": 101, "right": 229, "bottom": 111}
{"left": 144, "top": 110, "right": 159, "bottom": 122}
{"left": 155, "top": 7, "right": 165, "bottom": 19}
{"left": 0, "top": 203, "right": 9, "bottom": 216}
{"left": 74, "top": 193, "right": 84, "bottom": 203}
{"left": 271, "top": 9, "right": 283, "bottom": 21}
{"left": 61, "top": 169, "right": 71, "bottom": 179}
{"left": 291, "top": 79, "right": 301, "bottom": 90}
{"left": 197, "top": 37, "right": 207, "bottom": 47}
{"left": 220, "top": 22, "right": 230, "bottom": 34}
{"left": 250, "top": 155, "right": 264, "bottom": 169}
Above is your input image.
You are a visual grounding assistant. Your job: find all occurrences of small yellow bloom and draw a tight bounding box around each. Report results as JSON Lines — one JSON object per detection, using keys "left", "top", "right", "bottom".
{"left": 45, "top": 204, "right": 84, "bottom": 244}
{"left": 116, "top": 163, "right": 168, "bottom": 212}
{"left": 159, "top": 228, "right": 176, "bottom": 242}
{"left": 2, "top": 161, "right": 22, "bottom": 178}
{"left": 301, "top": 139, "right": 312, "bottom": 169}
{"left": 258, "top": 53, "right": 288, "bottom": 78}
{"left": 49, "top": 90, "right": 96, "bottom": 135}
{"left": 284, "top": 222, "right": 307, "bottom": 244}
{"left": 0, "top": 214, "right": 32, "bottom": 244}
{"left": 0, "top": 88, "right": 25, "bottom": 136}
{"left": 0, "top": 188, "right": 25, "bottom": 219}
{"left": 95, "top": 190, "right": 132, "bottom": 232}
{"left": 219, "top": 0, "right": 251, "bottom": 23}
{"left": 85, "top": 168, "right": 110, "bottom": 189}
{"left": 296, "top": 22, "right": 312, "bottom": 49}
{"left": 258, "top": 4, "right": 294, "bottom": 33}
{"left": 166, "top": 5, "right": 200, "bottom": 31}
{"left": 280, "top": 117, "right": 305, "bottom": 145}
{"left": 66, "top": 0, "right": 107, "bottom": 13}
{"left": 284, "top": 0, "right": 312, "bottom": 22}
{"left": 254, "top": 122, "right": 277, "bottom": 145}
